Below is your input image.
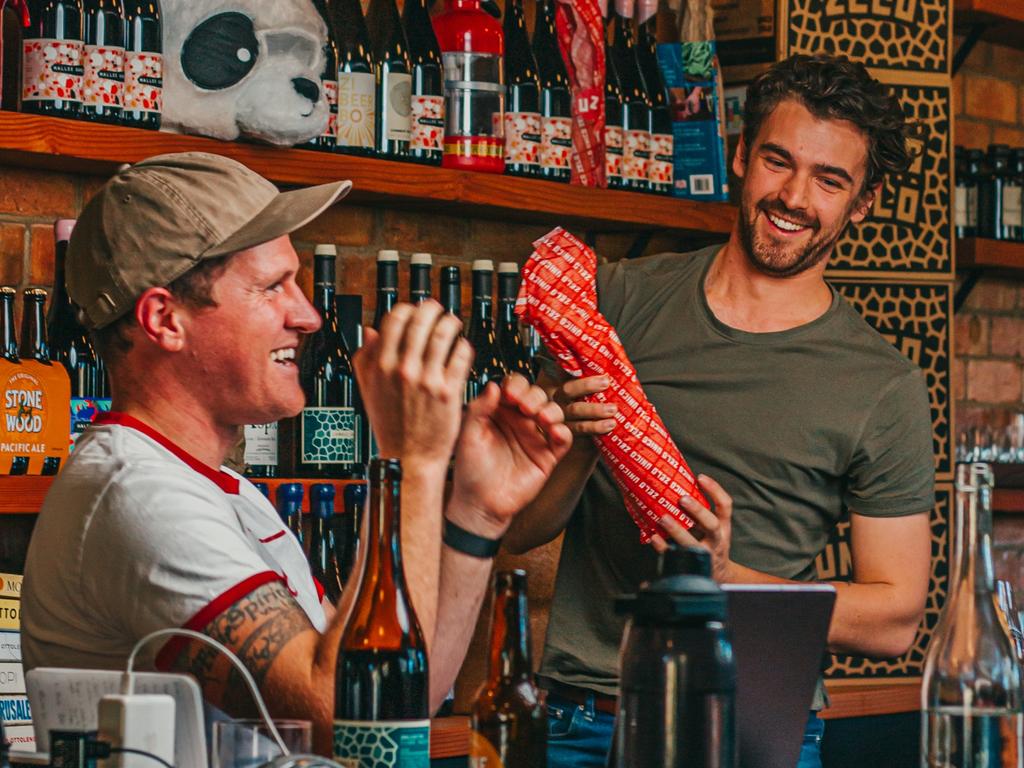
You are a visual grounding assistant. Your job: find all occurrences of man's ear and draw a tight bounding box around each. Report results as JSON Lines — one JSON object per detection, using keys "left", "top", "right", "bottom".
{"left": 732, "top": 134, "right": 749, "bottom": 179}
{"left": 135, "top": 288, "right": 188, "bottom": 353}
{"left": 849, "top": 182, "right": 881, "bottom": 224}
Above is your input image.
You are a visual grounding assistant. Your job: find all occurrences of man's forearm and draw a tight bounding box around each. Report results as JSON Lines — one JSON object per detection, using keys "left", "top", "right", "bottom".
{"left": 398, "top": 459, "right": 447, "bottom": 653}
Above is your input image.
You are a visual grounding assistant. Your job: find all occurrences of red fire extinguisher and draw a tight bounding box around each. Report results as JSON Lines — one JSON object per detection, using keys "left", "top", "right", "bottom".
{"left": 432, "top": 0, "right": 505, "bottom": 173}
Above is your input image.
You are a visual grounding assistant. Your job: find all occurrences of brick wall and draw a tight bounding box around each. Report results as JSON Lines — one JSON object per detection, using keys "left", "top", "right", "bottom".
{"left": 953, "top": 37, "right": 1024, "bottom": 437}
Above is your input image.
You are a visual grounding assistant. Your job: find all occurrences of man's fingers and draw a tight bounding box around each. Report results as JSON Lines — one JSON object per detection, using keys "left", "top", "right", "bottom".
{"left": 423, "top": 312, "right": 464, "bottom": 375}
{"left": 658, "top": 514, "right": 703, "bottom": 549}
{"left": 398, "top": 300, "right": 445, "bottom": 370}
{"left": 570, "top": 419, "right": 617, "bottom": 436}
{"left": 565, "top": 401, "right": 617, "bottom": 423}
{"left": 445, "top": 337, "right": 474, "bottom": 388}
{"left": 696, "top": 474, "right": 733, "bottom": 520}
{"left": 376, "top": 303, "right": 415, "bottom": 371}
{"left": 559, "top": 375, "right": 611, "bottom": 405}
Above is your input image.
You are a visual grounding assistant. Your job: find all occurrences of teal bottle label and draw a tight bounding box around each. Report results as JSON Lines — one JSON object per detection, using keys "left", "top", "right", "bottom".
{"left": 301, "top": 407, "right": 358, "bottom": 465}
{"left": 333, "top": 719, "right": 430, "bottom": 767}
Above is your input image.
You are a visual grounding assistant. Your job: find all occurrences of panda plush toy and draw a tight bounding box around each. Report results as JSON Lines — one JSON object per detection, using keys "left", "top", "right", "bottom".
{"left": 162, "top": 0, "right": 330, "bottom": 146}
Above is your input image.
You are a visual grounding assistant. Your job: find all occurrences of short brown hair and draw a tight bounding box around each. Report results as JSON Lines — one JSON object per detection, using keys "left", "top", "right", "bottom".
{"left": 743, "top": 54, "right": 918, "bottom": 192}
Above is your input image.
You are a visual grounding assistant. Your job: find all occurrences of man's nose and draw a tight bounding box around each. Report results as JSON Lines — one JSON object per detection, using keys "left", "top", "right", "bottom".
{"left": 289, "top": 287, "right": 322, "bottom": 333}
{"left": 779, "top": 172, "right": 811, "bottom": 211}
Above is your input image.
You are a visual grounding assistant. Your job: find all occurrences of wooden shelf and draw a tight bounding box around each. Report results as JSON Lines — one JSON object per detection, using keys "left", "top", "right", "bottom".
{"left": 0, "top": 476, "right": 53, "bottom": 514}
{"left": 955, "top": 0, "right": 1024, "bottom": 50}
{"left": 0, "top": 111, "right": 735, "bottom": 236}
{"left": 958, "top": 237, "right": 1024, "bottom": 271}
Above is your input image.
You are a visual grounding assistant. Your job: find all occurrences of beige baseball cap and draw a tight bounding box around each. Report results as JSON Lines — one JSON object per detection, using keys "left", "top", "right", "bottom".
{"left": 68, "top": 152, "right": 353, "bottom": 330}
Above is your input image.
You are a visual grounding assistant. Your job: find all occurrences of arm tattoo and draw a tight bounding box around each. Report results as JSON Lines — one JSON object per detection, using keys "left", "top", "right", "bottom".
{"left": 173, "top": 580, "right": 313, "bottom": 714}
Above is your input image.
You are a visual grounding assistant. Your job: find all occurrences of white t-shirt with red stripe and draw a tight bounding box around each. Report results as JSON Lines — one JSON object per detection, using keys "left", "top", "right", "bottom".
{"left": 21, "top": 412, "right": 326, "bottom": 674}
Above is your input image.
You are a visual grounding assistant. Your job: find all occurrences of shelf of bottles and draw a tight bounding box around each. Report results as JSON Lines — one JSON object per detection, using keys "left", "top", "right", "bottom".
{"left": 955, "top": 144, "right": 1024, "bottom": 271}
{"left": 954, "top": 0, "right": 1024, "bottom": 50}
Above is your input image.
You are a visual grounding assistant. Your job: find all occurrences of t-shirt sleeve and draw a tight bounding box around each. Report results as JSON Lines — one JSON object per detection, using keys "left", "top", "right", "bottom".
{"left": 80, "top": 469, "right": 284, "bottom": 650}
{"left": 844, "top": 367, "right": 936, "bottom": 517}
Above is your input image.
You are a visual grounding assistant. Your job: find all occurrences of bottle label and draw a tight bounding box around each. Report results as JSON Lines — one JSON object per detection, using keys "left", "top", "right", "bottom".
{"left": 383, "top": 71, "right": 413, "bottom": 143}
{"left": 301, "top": 407, "right": 358, "bottom": 465}
{"left": 541, "top": 115, "right": 572, "bottom": 171}
{"left": 70, "top": 397, "right": 112, "bottom": 451}
{"left": 323, "top": 78, "right": 339, "bottom": 139}
{"left": 955, "top": 186, "right": 967, "bottom": 228}
{"left": 82, "top": 44, "right": 125, "bottom": 109}
{"left": 604, "top": 124, "right": 623, "bottom": 181}
{"left": 503, "top": 110, "right": 541, "bottom": 167}
{"left": 244, "top": 422, "right": 278, "bottom": 467}
{"left": 22, "top": 39, "right": 84, "bottom": 104}
{"left": 411, "top": 94, "right": 444, "bottom": 152}
{"left": 648, "top": 132, "right": 673, "bottom": 186}
{"left": 333, "top": 719, "right": 430, "bottom": 767}
{"left": 124, "top": 51, "right": 163, "bottom": 114}
{"left": 623, "top": 128, "right": 650, "bottom": 183}
{"left": 468, "top": 731, "right": 505, "bottom": 768}
{"left": 1003, "top": 184, "right": 1023, "bottom": 228}
{"left": 337, "top": 71, "right": 377, "bottom": 149}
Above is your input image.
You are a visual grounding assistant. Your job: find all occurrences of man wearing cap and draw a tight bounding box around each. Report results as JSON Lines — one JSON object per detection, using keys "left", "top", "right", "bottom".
{"left": 20, "top": 152, "right": 571, "bottom": 754}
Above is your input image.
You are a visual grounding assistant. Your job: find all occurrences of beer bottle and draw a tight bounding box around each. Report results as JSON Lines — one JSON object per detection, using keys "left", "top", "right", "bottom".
{"left": 81, "top": 0, "right": 126, "bottom": 123}
{"left": 470, "top": 569, "right": 547, "bottom": 767}
{"left": 276, "top": 482, "right": 305, "bottom": 549}
{"left": 331, "top": 0, "right": 377, "bottom": 155}
{"left": 365, "top": 0, "right": 412, "bottom": 158}
{"left": 309, "top": 483, "right": 344, "bottom": 602}
{"left": 19, "top": 288, "right": 50, "bottom": 363}
{"left": 466, "top": 259, "right": 506, "bottom": 401}
{"left": 122, "top": 0, "right": 162, "bottom": 129}
{"left": 304, "top": 0, "right": 339, "bottom": 152}
{"left": 334, "top": 458, "right": 429, "bottom": 766}
{"left": 0, "top": 288, "right": 29, "bottom": 476}
{"left": 21, "top": 0, "right": 84, "bottom": 118}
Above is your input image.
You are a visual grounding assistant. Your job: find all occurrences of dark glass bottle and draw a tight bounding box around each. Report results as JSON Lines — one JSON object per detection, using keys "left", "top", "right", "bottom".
{"left": 365, "top": 0, "right": 411, "bottom": 158}
{"left": 502, "top": 0, "right": 541, "bottom": 178}
{"left": 21, "top": 0, "right": 84, "bottom": 117}
{"left": 373, "top": 249, "right": 400, "bottom": 329}
{"left": 979, "top": 144, "right": 1012, "bottom": 240}
{"left": 295, "top": 245, "right": 361, "bottom": 478}
{"left": 341, "top": 480, "right": 366, "bottom": 584}
{"left": 309, "top": 483, "right": 345, "bottom": 603}
{"left": 636, "top": 0, "right": 672, "bottom": 195}
{"left": 80, "top": 0, "right": 124, "bottom": 123}
{"left": 20, "top": 288, "right": 49, "bottom": 363}
{"left": 441, "top": 265, "right": 462, "bottom": 320}
{"left": 0, "top": 288, "right": 29, "bottom": 476}
{"left": 122, "top": 0, "right": 161, "bottom": 129}
{"left": 402, "top": 0, "right": 443, "bottom": 165}
{"left": 276, "top": 482, "right": 305, "bottom": 549}
{"left": 466, "top": 259, "right": 506, "bottom": 400}
{"left": 1004, "top": 147, "right": 1023, "bottom": 242}
{"left": 409, "top": 252, "right": 432, "bottom": 303}
{"left": 470, "top": 570, "right": 547, "bottom": 767}
{"left": 496, "top": 262, "right": 532, "bottom": 381}
{"left": 331, "top": 0, "right": 377, "bottom": 154}
{"left": 610, "top": 0, "right": 650, "bottom": 191}
{"left": 47, "top": 219, "right": 107, "bottom": 398}
{"left": 963, "top": 148, "right": 983, "bottom": 238}
{"left": 304, "top": 0, "right": 338, "bottom": 152}
{"left": 954, "top": 146, "right": 969, "bottom": 240}
{"left": 252, "top": 482, "right": 270, "bottom": 499}
{"left": 334, "top": 458, "right": 429, "bottom": 765}
{"left": 600, "top": 0, "right": 624, "bottom": 190}
{"left": 532, "top": 0, "right": 571, "bottom": 183}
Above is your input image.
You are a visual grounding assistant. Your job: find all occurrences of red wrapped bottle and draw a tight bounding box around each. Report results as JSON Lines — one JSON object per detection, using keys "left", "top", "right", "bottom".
{"left": 432, "top": 0, "right": 504, "bottom": 173}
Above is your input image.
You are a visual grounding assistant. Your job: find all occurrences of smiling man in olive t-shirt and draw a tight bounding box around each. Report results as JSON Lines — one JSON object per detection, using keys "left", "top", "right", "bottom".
{"left": 505, "top": 54, "right": 935, "bottom": 768}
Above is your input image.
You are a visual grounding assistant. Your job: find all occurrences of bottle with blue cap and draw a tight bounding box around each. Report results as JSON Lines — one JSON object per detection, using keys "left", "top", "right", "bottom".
{"left": 276, "top": 483, "right": 305, "bottom": 549}
{"left": 309, "top": 483, "right": 344, "bottom": 604}
{"left": 252, "top": 482, "right": 270, "bottom": 499}
{"left": 342, "top": 481, "right": 367, "bottom": 584}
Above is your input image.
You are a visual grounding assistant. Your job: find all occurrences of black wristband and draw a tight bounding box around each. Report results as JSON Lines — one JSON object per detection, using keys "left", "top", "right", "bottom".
{"left": 443, "top": 518, "right": 503, "bottom": 559}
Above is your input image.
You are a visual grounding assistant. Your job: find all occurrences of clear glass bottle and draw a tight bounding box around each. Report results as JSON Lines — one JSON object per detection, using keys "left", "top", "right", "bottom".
{"left": 922, "top": 462, "right": 1024, "bottom": 768}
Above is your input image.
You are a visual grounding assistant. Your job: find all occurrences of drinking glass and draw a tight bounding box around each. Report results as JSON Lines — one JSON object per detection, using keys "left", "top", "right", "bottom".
{"left": 212, "top": 719, "right": 312, "bottom": 768}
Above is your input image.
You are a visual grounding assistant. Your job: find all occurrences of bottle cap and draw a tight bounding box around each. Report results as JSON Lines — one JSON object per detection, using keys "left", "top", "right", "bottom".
{"left": 311, "top": 483, "right": 336, "bottom": 505}
{"left": 441, "top": 265, "right": 461, "bottom": 280}
{"left": 276, "top": 482, "right": 304, "bottom": 504}
{"left": 252, "top": 482, "right": 270, "bottom": 499}
{"left": 55, "top": 219, "right": 76, "bottom": 243}
{"left": 344, "top": 482, "right": 367, "bottom": 507}
{"left": 498, "top": 262, "right": 519, "bottom": 274}
{"left": 411, "top": 252, "right": 433, "bottom": 265}
{"left": 472, "top": 259, "right": 495, "bottom": 271}
{"left": 314, "top": 244, "right": 338, "bottom": 256}
{"left": 377, "top": 250, "right": 400, "bottom": 262}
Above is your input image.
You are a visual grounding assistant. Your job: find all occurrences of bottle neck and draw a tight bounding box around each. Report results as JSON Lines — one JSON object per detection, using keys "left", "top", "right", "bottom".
{"left": 1, "top": 296, "right": 17, "bottom": 361}
{"left": 497, "top": 297, "right": 516, "bottom": 326}
{"left": 488, "top": 583, "right": 532, "bottom": 683}
{"left": 441, "top": 279, "right": 462, "bottom": 319}
{"left": 410, "top": 265, "right": 431, "bottom": 303}
{"left": 314, "top": 280, "right": 337, "bottom": 318}
{"left": 364, "top": 458, "right": 409, "bottom": 604}
{"left": 20, "top": 296, "right": 49, "bottom": 363}
{"left": 951, "top": 464, "right": 997, "bottom": 609}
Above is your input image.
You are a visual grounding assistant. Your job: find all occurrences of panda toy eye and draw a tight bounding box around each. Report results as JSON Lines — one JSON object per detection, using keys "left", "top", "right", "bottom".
{"left": 181, "top": 12, "right": 260, "bottom": 90}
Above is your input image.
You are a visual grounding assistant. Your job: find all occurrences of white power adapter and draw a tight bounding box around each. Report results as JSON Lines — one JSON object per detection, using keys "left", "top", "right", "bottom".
{"left": 96, "top": 694, "right": 176, "bottom": 768}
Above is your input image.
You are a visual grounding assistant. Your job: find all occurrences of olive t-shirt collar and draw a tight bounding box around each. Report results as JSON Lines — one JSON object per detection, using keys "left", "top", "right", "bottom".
{"left": 696, "top": 246, "right": 842, "bottom": 346}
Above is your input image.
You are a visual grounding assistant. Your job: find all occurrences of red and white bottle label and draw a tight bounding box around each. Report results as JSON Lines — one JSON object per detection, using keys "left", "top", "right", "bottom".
{"left": 503, "top": 110, "right": 542, "bottom": 167}
{"left": 322, "top": 78, "right": 339, "bottom": 138}
{"left": 22, "top": 39, "right": 84, "bottom": 103}
{"left": 124, "top": 50, "right": 163, "bottom": 114}
{"left": 82, "top": 44, "right": 125, "bottom": 109}
{"left": 411, "top": 94, "right": 444, "bottom": 152}
{"left": 623, "top": 128, "right": 650, "bottom": 183}
{"left": 541, "top": 115, "right": 572, "bottom": 171}
{"left": 604, "top": 124, "right": 624, "bottom": 181}
{"left": 648, "top": 132, "right": 674, "bottom": 186}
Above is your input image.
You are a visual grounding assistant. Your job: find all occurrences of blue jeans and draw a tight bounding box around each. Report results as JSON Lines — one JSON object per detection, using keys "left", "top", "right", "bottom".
{"left": 546, "top": 691, "right": 825, "bottom": 768}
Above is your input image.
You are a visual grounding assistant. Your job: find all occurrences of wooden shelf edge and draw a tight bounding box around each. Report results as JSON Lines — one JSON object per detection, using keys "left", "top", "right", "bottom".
{"left": 822, "top": 681, "right": 920, "bottom": 720}
{"left": 429, "top": 716, "right": 470, "bottom": 759}
{"left": 957, "top": 237, "right": 1024, "bottom": 271}
{"left": 0, "top": 111, "right": 736, "bottom": 236}
{"left": 0, "top": 476, "right": 54, "bottom": 514}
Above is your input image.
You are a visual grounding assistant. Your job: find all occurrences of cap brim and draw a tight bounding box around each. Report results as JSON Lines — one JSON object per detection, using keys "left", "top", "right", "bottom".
{"left": 205, "top": 179, "right": 353, "bottom": 258}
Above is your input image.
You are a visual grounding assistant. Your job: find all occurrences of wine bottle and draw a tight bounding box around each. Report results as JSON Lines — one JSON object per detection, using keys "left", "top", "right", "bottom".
{"left": 334, "top": 458, "right": 429, "bottom": 765}
{"left": 502, "top": 0, "right": 541, "bottom": 178}
{"left": 496, "top": 262, "right": 532, "bottom": 380}
{"left": 252, "top": 482, "right": 270, "bottom": 499}
{"left": 466, "top": 259, "right": 506, "bottom": 400}
{"left": 403, "top": 0, "right": 443, "bottom": 165}
{"left": 295, "top": 245, "right": 361, "bottom": 478}
{"left": 309, "top": 482, "right": 344, "bottom": 602}
{"left": 636, "top": 0, "right": 672, "bottom": 195}
{"left": 610, "top": 0, "right": 650, "bottom": 191}
{"left": 48, "top": 219, "right": 106, "bottom": 398}
{"left": 305, "top": 0, "right": 338, "bottom": 152}
{"left": 409, "top": 252, "right": 432, "bottom": 303}
{"left": 600, "top": 0, "right": 624, "bottom": 190}
{"left": 470, "top": 570, "right": 547, "bottom": 767}
{"left": 122, "top": 0, "right": 161, "bottom": 129}
{"left": 81, "top": 0, "right": 125, "bottom": 123}
{"left": 331, "top": 0, "right": 376, "bottom": 154}
{"left": 276, "top": 482, "right": 305, "bottom": 549}
{"left": 20, "top": 288, "right": 49, "bottom": 363}
{"left": 440, "top": 264, "right": 462, "bottom": 320}
{"left": 532, "top": 0, "right": 571, "bottom": 182}
{"left": 341, "top": 480, "right": 366, "bottom": 584}
{"left": 979, "top": 144, "right": 1012, "bottom": 240}
{"left": 21, "top": 0, "right": 84, "bottom": 117}
{"left": 243, "top": 422, "right": 278, "bottom": 478}
{"left": 0, "top": 288, "right": 29, "bottom": 476}
{"left": 365, "top": 0, "right": 411, "bottom": 158}
{"left": 373, "top": 249, "right": 400, "bottom": 328}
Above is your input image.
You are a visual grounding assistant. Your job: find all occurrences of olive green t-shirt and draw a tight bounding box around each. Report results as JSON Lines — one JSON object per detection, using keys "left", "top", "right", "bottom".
{"left": 538, "top": 245, "right": 936, "bottom": 699}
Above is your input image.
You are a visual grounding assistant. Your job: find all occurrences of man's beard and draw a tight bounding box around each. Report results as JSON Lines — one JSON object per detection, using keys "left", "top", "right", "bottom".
{"left": 737, "top": 196, "right": 851, "bottom": 278}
